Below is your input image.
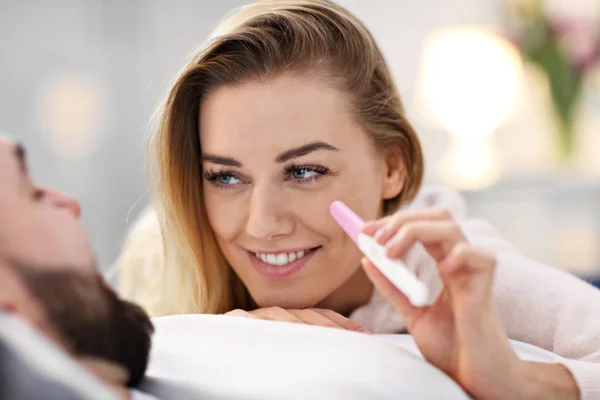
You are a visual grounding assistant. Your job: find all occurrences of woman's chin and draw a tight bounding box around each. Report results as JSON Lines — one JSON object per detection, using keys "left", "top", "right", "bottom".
{"left": 250, "top": 287, "right": 330, "bottom": 310}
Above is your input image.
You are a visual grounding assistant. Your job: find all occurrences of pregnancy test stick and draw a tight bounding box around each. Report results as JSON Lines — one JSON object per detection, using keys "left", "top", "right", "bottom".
{"left": 330, "top": 200, "right": 429, "bottom": 307}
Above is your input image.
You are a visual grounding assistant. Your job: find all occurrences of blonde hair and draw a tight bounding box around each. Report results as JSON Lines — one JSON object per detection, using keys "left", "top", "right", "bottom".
{"left": 124, "top": 0, "right": 424, "bottom": 316}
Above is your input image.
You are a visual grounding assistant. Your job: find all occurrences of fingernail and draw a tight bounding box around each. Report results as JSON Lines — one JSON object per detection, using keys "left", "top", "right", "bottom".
{"left": 374, "top": 227, "right": 385, "bottom": 240}
{"left": 384, "top": 241, "right": 398, "bottom": 257}
{"left": 362, "top": 222, "right": 377, "bottom": 233}
{"left": 384, "top": 237, "right": 394, "bottom": 250}
{"left": 355, "top": 326, "right": 371, "bottom": 334}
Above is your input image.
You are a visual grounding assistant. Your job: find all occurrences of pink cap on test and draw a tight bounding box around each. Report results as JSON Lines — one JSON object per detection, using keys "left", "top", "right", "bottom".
{"left": 329, "top": 201, "right": 365, "bottom": 247}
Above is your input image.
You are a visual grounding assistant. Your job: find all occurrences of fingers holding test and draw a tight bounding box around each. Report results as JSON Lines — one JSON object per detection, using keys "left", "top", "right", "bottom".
{"left": 383, "top": 220, "right": 464, "bottom": 260}
{"left": 363, "top": 207, "right": 454, "bottom": 245}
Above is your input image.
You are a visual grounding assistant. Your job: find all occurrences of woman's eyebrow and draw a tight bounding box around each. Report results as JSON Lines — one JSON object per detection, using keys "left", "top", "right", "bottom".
{"left": 200, "top": 154, "right": 242, "bottom": 167}
{"left": 201, "top": 141, "right": 340, "bottom": 167}
{"left": 275, "top": 141, "right": 339, "bottom": 163}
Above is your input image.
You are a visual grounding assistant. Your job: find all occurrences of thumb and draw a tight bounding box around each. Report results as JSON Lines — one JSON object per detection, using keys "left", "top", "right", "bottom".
{"left": 438, "top": 245, "right": 511, "bottom": 360}
{"left": 361, "top": 257, "right": 428, "bottom": 328}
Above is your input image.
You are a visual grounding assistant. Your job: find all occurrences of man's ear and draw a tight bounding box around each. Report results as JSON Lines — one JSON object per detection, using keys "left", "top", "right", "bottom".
{"left": 0, "top": 262, "right": 40, "bottom": 322}
{"left": 381, "top": 149, "right": 406, "bottom": 200}
{"left": 0, "top": 263, "right": 54, "bottom": 341}
{"left": 0, "top": 264, "right": 20, "bottom": 315}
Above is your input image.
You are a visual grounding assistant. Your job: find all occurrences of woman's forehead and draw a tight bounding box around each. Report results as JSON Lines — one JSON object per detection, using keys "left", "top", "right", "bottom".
{"left": 199, "top": 78, "right": 362, "bottom": 150}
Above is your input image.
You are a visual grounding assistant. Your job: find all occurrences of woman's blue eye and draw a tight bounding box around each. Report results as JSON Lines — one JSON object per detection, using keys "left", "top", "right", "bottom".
{"left": 204, "top": 170, "right": 243, "bottom": 187}
{"left": 217, "top": 174, "right": 241, "bottom": 185}
{"left": 285, "top": 164, "right": 329, "bottom": 182}
{"left": 291, "top": 168, "right": 318, "bottom": 180}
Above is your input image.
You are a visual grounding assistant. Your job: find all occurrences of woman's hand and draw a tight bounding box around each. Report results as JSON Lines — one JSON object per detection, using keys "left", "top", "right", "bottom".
{"left": 362, "top": 208, "right": 579, "bottom": 400}
{"left": 225, "top": 307, "right": 370, "bottom": 333}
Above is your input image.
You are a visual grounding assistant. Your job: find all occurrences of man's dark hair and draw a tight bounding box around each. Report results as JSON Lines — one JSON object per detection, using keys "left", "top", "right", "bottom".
{"left": 14, "top": 266, "right": 154, "bottom": 387}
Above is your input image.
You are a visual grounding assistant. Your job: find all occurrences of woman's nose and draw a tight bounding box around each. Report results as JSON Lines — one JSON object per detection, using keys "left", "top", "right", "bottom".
{"left": 42, "top": 188, "right": 82, "bottom": 219}
{"left": 245, "top": 189, "right": 293, "bottom": 241}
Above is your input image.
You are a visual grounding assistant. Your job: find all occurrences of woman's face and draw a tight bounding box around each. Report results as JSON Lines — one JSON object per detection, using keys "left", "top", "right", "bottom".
{"left": 200, "top": 75, "right": 404, "bottom": 311}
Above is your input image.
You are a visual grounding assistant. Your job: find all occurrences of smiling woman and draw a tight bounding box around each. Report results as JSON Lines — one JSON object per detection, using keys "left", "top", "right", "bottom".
{"left": 129, "top": 0, "right": 422, "bottom": 317}
{"left": 197, "top": 75, "right": 409, "bottom": 312}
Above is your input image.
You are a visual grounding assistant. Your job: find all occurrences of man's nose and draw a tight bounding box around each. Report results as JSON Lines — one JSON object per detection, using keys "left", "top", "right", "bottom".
{"left": 43, "top": 188, "right": 82, "bottom": 219}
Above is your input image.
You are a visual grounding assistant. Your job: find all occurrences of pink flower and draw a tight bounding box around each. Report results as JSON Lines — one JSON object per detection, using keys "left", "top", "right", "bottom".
{"left": 552, "top": 17, "right": 598, "bottom": 72}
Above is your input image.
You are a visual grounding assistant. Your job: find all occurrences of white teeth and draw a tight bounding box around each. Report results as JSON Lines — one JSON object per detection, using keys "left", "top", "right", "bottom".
{"left": 276, "top": 253, "right": 287, "bottom": 266}
{"left": 255, "top": 249, "right": 311, "bottom": 266}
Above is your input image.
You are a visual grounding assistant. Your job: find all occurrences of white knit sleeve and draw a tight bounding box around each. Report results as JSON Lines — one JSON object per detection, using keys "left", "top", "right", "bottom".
{"left": 117, "top": 207, "right": 166, "bottom": 317}
{"left": 494, "top": 251, "right": 600, "bottom": 400}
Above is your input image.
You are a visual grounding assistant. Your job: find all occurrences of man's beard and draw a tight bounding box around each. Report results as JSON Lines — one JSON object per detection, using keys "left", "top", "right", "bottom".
{"left": 10, "top": 261, "right": 153, "bottom": 387}
{"left": 13, "top": 264, "right": 117, "bottom": 360}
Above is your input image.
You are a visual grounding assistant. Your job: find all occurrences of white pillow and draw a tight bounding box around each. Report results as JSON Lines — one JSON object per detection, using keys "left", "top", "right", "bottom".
{"left": 146, "top": 314, "right": 558, "bottom": 400}
{"left": 147, "top": 314, "right": 470, "bottom": 399}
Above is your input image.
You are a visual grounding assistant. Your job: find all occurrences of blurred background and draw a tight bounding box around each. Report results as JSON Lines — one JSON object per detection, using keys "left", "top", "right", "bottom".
{"left": 1, "top": 0, "right": 599, "bottom": 283}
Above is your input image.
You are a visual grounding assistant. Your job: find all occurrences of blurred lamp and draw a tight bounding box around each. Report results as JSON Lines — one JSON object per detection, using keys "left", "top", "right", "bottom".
{"left": 36, "top": 74, "right": 108, "bottom": 160}
{"left": 416, "top": 27, "right": 523, "bottom": 189}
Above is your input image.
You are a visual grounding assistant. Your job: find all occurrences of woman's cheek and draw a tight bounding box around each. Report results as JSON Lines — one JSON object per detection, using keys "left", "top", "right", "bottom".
{"left": 291, "top": 192, "right": 339, "bottom": 230}
{"left": 205, "top": 193, "right": 245, "bottom": 240}
{"left": 327, "top": 170, "right": 383, "bottom": 220}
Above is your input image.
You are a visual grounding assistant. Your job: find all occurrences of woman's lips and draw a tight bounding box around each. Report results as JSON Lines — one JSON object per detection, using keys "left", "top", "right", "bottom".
{"left": 248, "top": 247, "right": 320, "bottom": 279}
